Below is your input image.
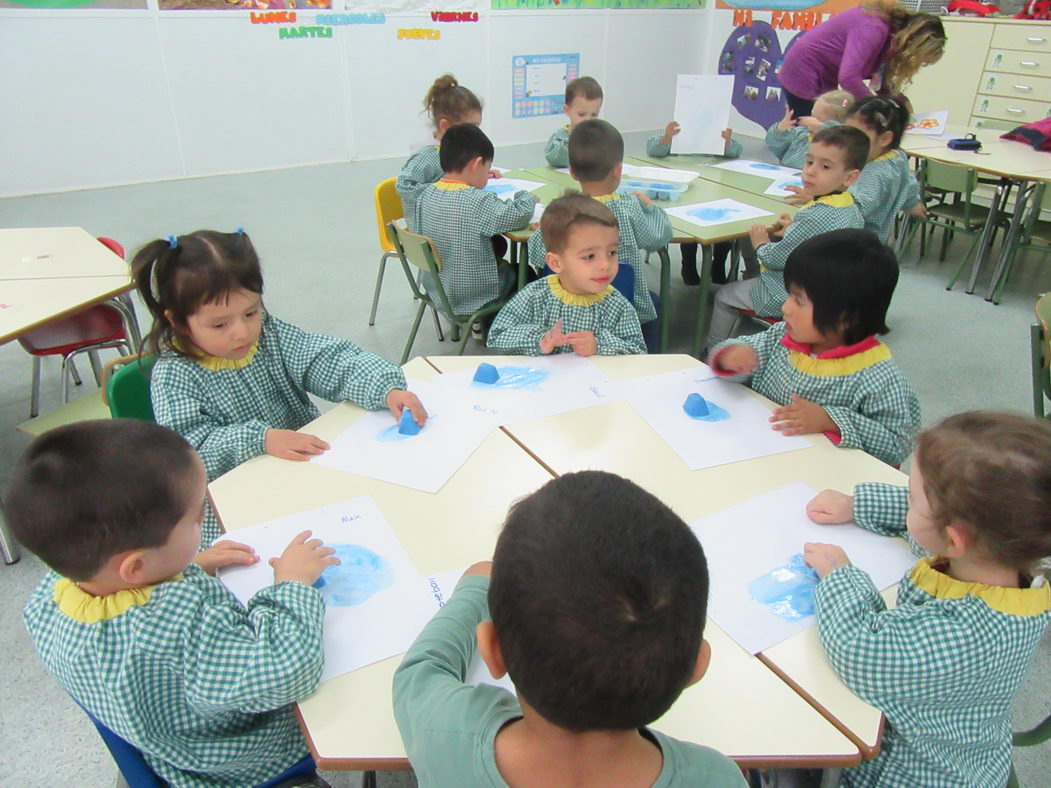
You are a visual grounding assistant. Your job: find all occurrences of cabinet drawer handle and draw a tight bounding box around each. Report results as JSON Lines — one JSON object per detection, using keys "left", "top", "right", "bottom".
{"left": 1007, "top": 107, "right": 1026, "bottom": 114}
{"left": 1022, "top": 60, "right": 1040, "bottom": 67}
{"left": 1015, "top": 83, "right": 1034, "bottom": 90}
{"left": 1027, "top": 36, "right": 1047, "bottom": 43}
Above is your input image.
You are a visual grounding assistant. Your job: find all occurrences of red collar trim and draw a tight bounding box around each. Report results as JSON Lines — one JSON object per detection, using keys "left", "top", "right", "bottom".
{"left": 780, "top": 333, "right": 881, "bottom": 358}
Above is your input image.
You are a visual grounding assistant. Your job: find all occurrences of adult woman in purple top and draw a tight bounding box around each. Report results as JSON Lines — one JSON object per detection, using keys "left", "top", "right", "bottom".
{"left": 779, "top": 2, "right": 946, "bottom": 117}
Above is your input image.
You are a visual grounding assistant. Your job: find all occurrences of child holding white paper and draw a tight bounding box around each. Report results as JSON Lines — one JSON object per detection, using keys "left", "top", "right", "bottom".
{"left": 803, "top": 411, "right": 1051, "bottom": 787}
{"left": 710, "top": 229, "right": 919, "bottom": 467}
{"left": 488, "top": 193, "right": 645, "bottom": 356}
{"left": 544, "top": 76, "right": 604, "bottom": 168}
{"left": 765, "top": 89, "right": 852, "bottom": 170}
{"left": 133, "top": 228, "right": 425, "bottom": 545}
{"left": 13, "top": 419, "right": 339, "bottom": 788}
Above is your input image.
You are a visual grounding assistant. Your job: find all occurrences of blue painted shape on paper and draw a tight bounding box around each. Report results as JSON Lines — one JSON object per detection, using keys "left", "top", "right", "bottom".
{"left": 687, "top": 207, "right": 740, "bottom": 223}
{"left": 377, "top": 413, "right": 435, "bottom": 442}
{"left": 683, "top": 394, "right": 730, "bottom": 422}
{"left": 749, "top": 162, "right": 781, "bottom": 171}
{"left": 398, "top": 409, "right": 421, "bottom": 436}
{"left": 747, "top": 554, "right": 819, "bottom": 622}
{"left": 470, "top": 366, "right": 549, "bottom": 391}
{"left": 683, "top": 393, "right": 710, "bottom": 418}
{"left": 485, "top": 183, "right": 517, "bottom": 196}
{"left": 316, "top": 544, "right": 394, "bottom": 607}
{"left": 473, "top": 362, "right": 500, "bottom": 384}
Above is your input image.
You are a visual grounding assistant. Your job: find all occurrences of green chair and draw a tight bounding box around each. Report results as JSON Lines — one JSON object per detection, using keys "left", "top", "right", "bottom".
{"left": 387, "top": 222, "right": 512, "bottom": 364}
{"left": 102, "top": 353, "right": 157, "bottom": 421}
{"left": 1029, "top": 293, "right": 1051, "bottom": 419}
{"left": 1007, "top": 712, "right": 1051, "bottom": 788}
{"left": 989, "top": 182, "right": 1051, "bottom": 304}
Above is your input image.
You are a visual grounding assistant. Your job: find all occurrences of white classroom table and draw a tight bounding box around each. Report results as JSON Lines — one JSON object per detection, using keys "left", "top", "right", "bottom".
{"left": 0, "top": 227, "right": 132, "bottom": 281}
{"left": 210, "top": 355, "right": 881, "bottom": 772}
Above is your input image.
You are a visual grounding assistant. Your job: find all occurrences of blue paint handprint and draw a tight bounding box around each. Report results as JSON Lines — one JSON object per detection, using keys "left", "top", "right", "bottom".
{"left": 747, "top": 553, "right": 819, "bottom": 622}
{"left": 313, "top": 544, "right": 394, "bottom": 607}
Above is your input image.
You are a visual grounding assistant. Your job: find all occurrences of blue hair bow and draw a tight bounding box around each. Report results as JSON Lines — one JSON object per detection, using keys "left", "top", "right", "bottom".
{"left": 166, "top": 234, "right": 178, "bottom": 249}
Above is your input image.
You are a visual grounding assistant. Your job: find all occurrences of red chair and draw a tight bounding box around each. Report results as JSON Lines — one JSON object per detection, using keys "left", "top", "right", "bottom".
{"left": 730, "top": 307, "right": 780, "bottom": 338}
{"left": 18, "top": 237, "right": 133, "bottom": 417}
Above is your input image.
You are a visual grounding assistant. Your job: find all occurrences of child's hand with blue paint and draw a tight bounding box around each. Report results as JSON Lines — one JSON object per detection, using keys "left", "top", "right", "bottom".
{"left": 802, "top": 542, "right": 851, "bottom": 579}
{"left": 270, "top": 530, "right": 340, "bottom": 587}
{"left": 387, "top": 388, "right": 428, "bottom": 427}
{"left": 194, "top": 539, "right": 259, "bottom": 576}
{"left": 806, "top": 489, "right": 855, "bottom": 525}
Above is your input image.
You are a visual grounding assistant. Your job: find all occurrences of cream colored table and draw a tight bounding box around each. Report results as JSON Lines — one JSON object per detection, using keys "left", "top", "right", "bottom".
{"left": 426, "top": 354, "right": 906, "bottom": 764}
{"left": 0, "top": 227, "right": 131, "bottom": 281}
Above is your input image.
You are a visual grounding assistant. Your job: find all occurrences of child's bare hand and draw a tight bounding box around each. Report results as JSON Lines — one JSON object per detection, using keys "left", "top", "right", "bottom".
{"left": 748, "top": 224, "right": 772, "bottom": 248}
{"left": 265, "top": 429, "right": 329, "bottom": 461}
{"left": 784, "top": 185, "right": 814, "bottom": 206}
{"left": 721, "top": 128, "right": 734, "bottom": 152}
{"left": 796, "top": 115, "right": 823, "bottom": 133}
{"left": 715, "top": 345, "right": 759, "bottom": 375}
{"left": 565, "top": 331, "right": 597, "bottom": 357}
{"left": 803, "top": 542, "right": 851, "bottom": 579}
{"left": 270, "top": 530, "right": 339, "bottom": 586}
{"left": 462, "top": 561, "right": 493, "bottom": 579}
{"left": 777, "top": 105, "right": 795, "bottom": 132}
{"left": 634, "top": 192, "right": 654, "bottom": 207}
{"left": 770, "top": 394, "right": 836, "bottom": 436}
{"left": 194, "top": 540, "right": 259, "bottom": 576}
{"left": 387, "top": 389, "right": 428, "bottom": 426}
{"left": 661, "top": 121, "right": 681, "bottom": 145}
{"left": 488, "top": 169, "right": 500, "bottom": 179}
{"left": 540, "top": 318, "right": 566, "bottom": 354}
{"left": 806, "top": 490, "right": 855, "bottom": 526}
{"left": 907, "top": 202, "right": 927, "bottom": 218}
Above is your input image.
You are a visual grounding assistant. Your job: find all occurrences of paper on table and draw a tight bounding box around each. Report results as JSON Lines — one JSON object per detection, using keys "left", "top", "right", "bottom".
{"left": 217, "top": 496, "right": 434, "bottom": 681}
{"left": 665, "top": 198, "right": 775, "bottom": 228}
{"left": 618, "top": 365, "right": 811, "bottom": 470}
{"left": 484, "top": 177, "right": 547, "bottom": 200}
{"left": 621, "top": 163, "right": 699, "bottom": 185}
{"left": 311, "top": 378, "right": 502, "bottom": 493}
{"left": 690, "top": 482, "right": 917, "bottom": 654}
{"left": 763, "top": 176, "right": 803, "bottom": 197}
{"left": 670, "top": 74, "right": 733, "bottom": 155}
{"left": 710, "top": 158, "right": 802, "bottom": 181}
{"left": 906, "top": 110, "right": 949, "bottom": 136}
{"left": 531, "top": 203, "right": 545, "bottom": 223}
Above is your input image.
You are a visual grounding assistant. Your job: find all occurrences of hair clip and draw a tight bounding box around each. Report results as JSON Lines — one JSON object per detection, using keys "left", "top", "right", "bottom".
{"left": 166, "top": 234, "right": 179, "bottom": 249}
{"left": 235, "top": 226, "right": 244, "bottom": 235}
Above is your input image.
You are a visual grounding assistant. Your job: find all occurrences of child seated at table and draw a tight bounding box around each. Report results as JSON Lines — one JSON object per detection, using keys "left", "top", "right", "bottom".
{"left": 12, "top": 419, "right": 339, "bottom": 788}
{"left": 803, "top": 411, "right": 1051, "bottom": 786}
{"left": 416, "top": 123, "right": 537, "bottom": 322}
{"left": 710, "top": 229, "right": 920, "bottom": 468}
{"left": 488, "top": 193, "right": 645, "bottom": 356}
{"left": 544, "top": 76, "right": 603, "bottom": 168}
{"left": 393, "top": 470, "right": 746, "bottom": 787}
{"left": 529, "top": 119, "right": 672, "bottom": 353}
{"left": 765, "top": 89, "right": 852, "bottom": 170}
{"left": 706, "top": 125, "right": 868, "bottom": 350}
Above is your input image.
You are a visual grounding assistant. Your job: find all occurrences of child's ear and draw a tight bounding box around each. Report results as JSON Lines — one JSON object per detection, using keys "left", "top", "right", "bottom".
{"left": 843, "top": 168, "right": 862, "bottom": 188}
{"left": 470, "top": 156, "right": 486, "bottom": 172}
{"left": 116, "top": 549, "right": 150, "bottom": 585}
{"left": 476, "top": 621, "right": 508, "bottom": 679}
{"left": 877, "top": 130, "right": 894, "bottom": 152}
{"left": 611, "top": 161, "right": 623, "bottom": 181}
{"left": 563, "top": 103, "right": 571, "bottom": 115}
{"left": 436, "top": 117, "right": 451, "bottom": 135}
{"left": 943, "top": 522, "right": 975, "bottom": 559}
{"left": 545, "top": 251, "right": 563, "bottom": 273}
{"left": 684, "top": 639, "right": 712, "bottom": 688}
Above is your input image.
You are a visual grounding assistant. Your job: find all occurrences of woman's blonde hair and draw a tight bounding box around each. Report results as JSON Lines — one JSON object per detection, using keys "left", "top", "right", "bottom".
{"left": 863, "top": 1, "right": 946, "bottom": 94}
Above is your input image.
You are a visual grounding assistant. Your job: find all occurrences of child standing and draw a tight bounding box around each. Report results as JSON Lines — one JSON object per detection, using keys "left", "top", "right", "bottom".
{"left": 803, "top": 411, "right": 1051, "bottom": 786}
{"left": 710, "top": 229, "right": 920, "bottom": 468}
{"left": 765, "top": 89, "right": 853, "bottom": 169}
{"left": 707, "top": 125, "right": 869, "bottom": 349}
{"left": 133, "top": 229, "right": 424, "bottom": 545}
{"left": 544, "top": 76, "right": 603, "bottom": 169}
{"left": 12, "top": 419, "right": 340, "bottom": 788}
{"left": 530, "top": 119, "right": 671, "bottom": 353}
{"left": 488, "top": 193, "right": 645, "bottom": 356}
{"left": 394, "top": 471, "right": 746, "bottom": 787}
{"left": 397, "top": 74, "right": 485, "bottom": 229}
{"left": 415, "top": 123, "right": 536, "bottom": 320}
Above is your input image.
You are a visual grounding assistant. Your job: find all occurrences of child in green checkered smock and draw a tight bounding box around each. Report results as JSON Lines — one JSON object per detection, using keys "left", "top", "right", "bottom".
{"left": 802, "top": 412, "right": 1051, "bottom": 787}
{"left": 132, "top": 229, "right": 423, "bottom": 546}
{"left": 844, "top": 96, "right": 923, "bottom": 243}
{"left": 764, "top": 90, "right": 851, "bottom": 170}
{"left": 489, "top": 193, "right": 644, "bottom": 356}
{"left": 396, "top": 74, "right": 485, "bottom": 229}
{"left": 544, "top": 76, "right": 604, "bottom": 168}
{"left": 11, "top": 420, "right": 341, "bottom": 788}
{"left": 710, "top": 229, "right": 919, "bottom": 468}
{"left": 645, "top": 123, "right": 743, "bottom": 159}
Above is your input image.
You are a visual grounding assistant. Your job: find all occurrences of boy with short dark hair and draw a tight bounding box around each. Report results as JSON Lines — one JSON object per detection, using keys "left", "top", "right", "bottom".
{"left": 706, "top": 124, "right": 870, "bottom": 350}
{"left": 393, "top": 471, "right": 746, "bottom": 786}
{"left": 12, "top": 419, "right": 339, "bottom": 788}
{"left": 488, "top": 193, "right": 644, "bottom": 355}
{"left": 415, "top": 123, "right": 536, "bottom": 318}
{"left": 544, "top": 76, "right": 604, "bottom": 168}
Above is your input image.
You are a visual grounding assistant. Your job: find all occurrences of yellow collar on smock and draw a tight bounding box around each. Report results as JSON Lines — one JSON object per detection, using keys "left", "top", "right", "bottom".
{"left": 802, "top": 191, "right": 855, "bottom": 210}
{"left": 872, "top": 150, "right": 899, "bottom": 163}
{"left": 592, "top": 193, "right": 622, "bottom": 203}
{"left": 174, "top": 337, "right": 260, "bottom": 371}
{"left": 53, "top": 575, "right": 181, "bottom": 624}
{"left": 547, "top": 274, "right": 611, "bottom": 306}
{"left": 434, "top": 178, "right": 472, "bottom": 192}
{"left": 910, "top": 558, "right": 1051, "bottom": 617}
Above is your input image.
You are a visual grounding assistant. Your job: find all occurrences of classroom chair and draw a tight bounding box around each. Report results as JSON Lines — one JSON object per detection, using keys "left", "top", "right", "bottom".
{"left": 369, "top": 178, "right": 443, "bottom": 342}
{"left": 988, "top": 182, "right": 1051, "bottom": 305}
{"left": 102, "top": 354, "right": 157, "bottom": 422}
{"left": 729, "top": 308, "right": 779, "bottom": 339}
{"left": 16, "top": 236, "right": 133, "bottom": 418}
{"left": 1007, "top": 711, "right": 1051, "bottom": 788}
{"left": 387, "top": 222, "right": 512, "bottom": 363}
{"left": 1029, "top": 293, "right": 1051, "bottom": 419}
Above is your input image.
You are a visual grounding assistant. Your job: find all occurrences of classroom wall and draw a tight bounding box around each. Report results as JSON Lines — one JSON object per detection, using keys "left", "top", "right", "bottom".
{"left": 0, "top": 7, "right": 713, "bottom": 198}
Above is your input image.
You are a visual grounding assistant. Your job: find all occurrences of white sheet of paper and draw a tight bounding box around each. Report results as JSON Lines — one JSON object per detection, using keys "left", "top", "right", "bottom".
{"left": 665, "top": 198, "right": 775, "bottom": 229}
{"left": 217, "top": 496, "right": 434, "bottom": 681}
{"left": 670, "top": 74, "right": 733, "bottom": 155}
{"left": 690, "top": 483, "right": 917, "bottom": 654}
{"left": 484, "top": 178, "right": 546, "bottom": 200}
{"left": 621, "top": 163, "right": 699, "bottom": 185}
{"left": 763, "top": 176, "right": 804, "bottom": 197}
{"left": 906, "top": 110, "right": 949, "bottom": 136}
{"left": 555, "top": 167, "right": 571, "bottom": 175}
{"left": 710, "top": 158, "right": 802, "bottom": 181}
{"left": 531, "top": 203, "right": 545, "bottom": 223}
{"left": 311, "top": 378, "right": 500, "bottom": 493}
{"left": 434, "top": 355, "right": 624, "bottom": 425}
{"left": 618, "top": 366, "right": 811, "bottom": 470}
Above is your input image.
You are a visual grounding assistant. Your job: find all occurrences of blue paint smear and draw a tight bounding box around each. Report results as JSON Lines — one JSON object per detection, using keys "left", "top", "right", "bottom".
{"left": 472, "top": 366, "right": 550, "bottom": 391}
{"left": 376, "top": 413, "right": 436, "bottom": 442}
{"left": 484, "top": 183, "right": 516, "bottom": 196}
{"left": 773, "top": 177, "right": 803, "bottom": 190}
{"left": 687, "top": 207, "right": 742, "bottom": 223}
{"left": 684, "top": 399, "right": 730, "bottom": 422}
{"left": 749, "top": 162, "right": 781, "bottom": 171}
{"left": 747, "top": 554, "right": 819, "bottom": 622}
{"left": 316, "top": 544, "right": 395, "bottom": 607}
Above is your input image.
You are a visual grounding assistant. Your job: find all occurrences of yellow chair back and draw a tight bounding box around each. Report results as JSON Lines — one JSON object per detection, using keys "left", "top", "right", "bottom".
{"left": 374, "top": 178, "right": 404, "bottom": 255}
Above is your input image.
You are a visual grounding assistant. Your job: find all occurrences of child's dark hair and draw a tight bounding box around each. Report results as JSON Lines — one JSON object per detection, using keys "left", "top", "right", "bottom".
{"left": 489, "top": 471, "right": 709, "bottom": 732}
{"left": 439, "top": 123, "right": 494, "bottom": 173}
{"left": 917, "top": 412, "right": 1051, "bottom": 573}
{"left": 565, "top": 76, "right": 603, "bottom": 105}
{"left": 568, "top": 119, "right": 624, "bottom": 183}
{"left": 847, "top": 95, "right": 909, "bottom": 151}
{"left": 423, "top": 74, "right": 482, "bottom": 127}
{"left": 5, "top": 420, "right": 201, "bottom": 581}
{"left": 131, "top": 229, "right": 263, "bottom": 358}
{"left": 811, "top": 125, "right": 870, "bottom": 173}
{"left": 541, "top": 192, "right": 619, "bottom": 255}
{"left": 783, "top": 228, "right": 898, "bottom": 346}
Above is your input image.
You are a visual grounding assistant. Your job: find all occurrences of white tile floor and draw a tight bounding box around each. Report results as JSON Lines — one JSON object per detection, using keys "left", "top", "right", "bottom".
{"left": 0, "top": 132, "right": 1048, "bottom": 786}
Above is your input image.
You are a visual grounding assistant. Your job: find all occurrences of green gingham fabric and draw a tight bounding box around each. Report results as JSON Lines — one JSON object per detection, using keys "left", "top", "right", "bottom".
{"left": 396, "top": 144, "right": 442, "bottom": 231}
{"left": 415, "top": 182, "right": 535, "bottom": 316}
{"left": 487, "top": 275, "right": 645, "bottom": 356}
{"left": 545, "top": 126, "right": 570, "bottom": 168}
{"left": 749, "top": 196, "right": 865, "bottom": 317}
{"left": 645, "top": 132, "right": 743, "bottom": 160}
{"left": 853, "top": 481, "right": 926, "bottom": 555}
{"left": 848, "top": 150, "right": 922, "bottom": 243}
{"left": 23, "top": 565, "right": 324, "bottom": 787}
{"left": 815, "top": 485, "right": 1051, "bottom": 787}
{"left": 763, "top": 121, "right": 840, "bottom": 170}
{"left": 527, "top": 193, "right": 669, "bottom": 324}
{"left": 712, "top": 322, "right": 920, "bottom": 466}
